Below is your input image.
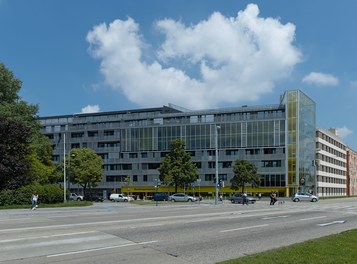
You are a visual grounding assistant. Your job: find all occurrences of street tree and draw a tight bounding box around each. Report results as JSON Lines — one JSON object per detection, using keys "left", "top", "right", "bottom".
{"left": 0, "top": 117, "right": 32, "bottom": 189}
{"left": 231, "top": 159, "right": 260, "bottom": 193}
{"left": 0, "top": 62, "right": 56, "bottom": 189}
{"left": 70, "top": 148, "right": 103, "bottom": 195}
{"left": 158, "top": 139, "right": 198, "bottom": 193}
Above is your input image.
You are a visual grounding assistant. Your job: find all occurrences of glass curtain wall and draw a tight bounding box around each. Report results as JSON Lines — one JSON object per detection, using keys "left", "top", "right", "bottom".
{"left": 282, "top": 90, "right": 316, "bottom": 196}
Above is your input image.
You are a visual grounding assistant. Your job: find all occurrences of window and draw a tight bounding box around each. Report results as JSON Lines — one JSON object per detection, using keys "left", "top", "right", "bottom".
{"left": 88, "top": 131, "right": 98, "bottom": 137}
{"left": 104, "top": 130, "right": 114, "bottom": 136}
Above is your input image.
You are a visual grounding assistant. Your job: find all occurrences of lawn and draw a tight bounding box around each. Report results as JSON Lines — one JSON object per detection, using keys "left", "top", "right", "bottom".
{"left": 218, "top": 229, "right": 357, "bottom": 264}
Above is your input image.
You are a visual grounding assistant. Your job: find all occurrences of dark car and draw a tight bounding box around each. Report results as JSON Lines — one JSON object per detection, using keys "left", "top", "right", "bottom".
{"left": 153, "top": 192, "right": 169, "bottom": 201}
{"left": 230, "top": 193, "right": 256, "bottom": 204}
{"left": 84, "top": 194, "right": 104, "bottom": 202}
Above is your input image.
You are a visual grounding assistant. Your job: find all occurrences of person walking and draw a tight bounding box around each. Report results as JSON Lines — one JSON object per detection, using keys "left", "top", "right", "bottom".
{"left": 31, "top": 193, "right": 38, "bottom": 210}
{"left": 258, "top": 193, "right": 262, "bottom": 200}
{"left": 269, "top": 191, "right": 274, "bottom": 205}
{"left": 242, "top": 193, "right": 248, "bottom": 206}
{"left": 272, "top": 192, "right": 277, "bottom": 205}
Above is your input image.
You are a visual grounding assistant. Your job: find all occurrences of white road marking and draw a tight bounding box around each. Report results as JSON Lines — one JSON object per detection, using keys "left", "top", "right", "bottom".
{"left": 0, "top": 218, "right": 32, "bottom": 222}
{"left": 261, "top": 215, "right": 289, "bottom": 220}
{"left": 299, "top": 216, "right": 327, "bottom": 221}
{"left": 46, "top": 240, "right": 158, "bottom": 258}
{"left": 318, "top": 220, "right": 346, "bottom": 227}
{"left": 220, "top": 224, "right": 269, "bottom": 233}
{"left": 0, "top": 231, "right": 98, "bottom": 243}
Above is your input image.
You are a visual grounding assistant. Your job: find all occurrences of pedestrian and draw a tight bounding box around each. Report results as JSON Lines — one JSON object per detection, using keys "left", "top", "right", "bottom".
{"left": 272, "top": 192, "right": 277, "bottom": 205}
{"left": 258, "top": 193, "right": 262, "bottom": 200}
{"left": 242, "top": 193, "right": 248, "bottom": 206}
{"left": 269, "top": 191, "right": 274, "bottom": 205}
{"left": 31, "top": 193, "right": 38, "bottom": 210}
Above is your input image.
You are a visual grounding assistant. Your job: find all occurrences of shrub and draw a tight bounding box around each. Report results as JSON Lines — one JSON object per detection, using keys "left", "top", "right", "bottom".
{"left": 0, "top": 183, "right": 63, "bottom": 206}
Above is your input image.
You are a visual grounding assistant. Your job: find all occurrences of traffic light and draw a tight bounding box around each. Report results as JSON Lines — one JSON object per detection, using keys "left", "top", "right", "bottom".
{"left": 218, "top": 179, "right": 222, "bottom": 187}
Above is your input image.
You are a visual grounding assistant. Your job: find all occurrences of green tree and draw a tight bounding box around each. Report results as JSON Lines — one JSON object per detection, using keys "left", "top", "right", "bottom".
{"left": 158, "top": 139, "right": 198, "bottom": 193}
{"left": 0, "top": 117, "right": 32, "bottom": 189}
{"left": 231, "top": 159, "right": 260, "bottom": 193}
{"left": 27, "top": 132, "right": 58, "bottom": 184}
{"left": 0, "top": 62, "right": 56, "bottom": 189}
{"left": 0, "top": 63, "right": 39, "bottom": 127}
{"left": 70, "top": 148, "right": 103, "bottom": 195}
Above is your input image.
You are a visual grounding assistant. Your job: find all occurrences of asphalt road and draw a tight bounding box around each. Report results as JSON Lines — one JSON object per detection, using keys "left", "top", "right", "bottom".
{"left": 0, "top": 197, "right": 356, "bottom": 264}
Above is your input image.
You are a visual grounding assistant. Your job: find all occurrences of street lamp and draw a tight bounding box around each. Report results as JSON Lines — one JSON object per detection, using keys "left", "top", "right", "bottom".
{"left": 215, "top": 125, "right": 220, "bottom": 205}
{"left": 63, "top": 133, "right": 66, "bottom": 202}
{"left": 68, "top": 152, "right": 75, "bottom": 195}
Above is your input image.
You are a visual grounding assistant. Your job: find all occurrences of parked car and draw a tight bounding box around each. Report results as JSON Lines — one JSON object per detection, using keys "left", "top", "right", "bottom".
{"left": 168, "top": 193, "right": 197, "bottom": 202}
{"left": 84, "top": 194, "right": 104, "bottom": 202}
{"left": 152, "top": 192, "right": 169, "bottom": 201}
{"left": 292, "top": 192, "right": 318, "bottom": 202}
{"left": 230, "top": 193, "right": 256, "bottom": 204}
{"left": 69, "top": 193, "right": 84, "bottom": 201}
{"left": 109, "top": 193, "right": 134, "bottom": 202}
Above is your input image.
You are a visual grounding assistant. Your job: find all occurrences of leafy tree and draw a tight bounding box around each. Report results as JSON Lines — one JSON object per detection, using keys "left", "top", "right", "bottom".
{"left": 69, "top": 148, "right": 103, "bottom": 195}
{"left": 0, "top": 62, "right": 56, "bottom": 189}
{"left": 0, "top": 63, "right": 39, "bottom": 127}
{"left": 0, "top": 117, "right": 32, "bottom": 189}
{"left": 0, "top": 62, "right": 22, "bottom": 103}
{"left": 158, "top": 139, "right": 198, "bottom": 193}
{"left": 231, "top": 159, "right": 260, "bottom": 193}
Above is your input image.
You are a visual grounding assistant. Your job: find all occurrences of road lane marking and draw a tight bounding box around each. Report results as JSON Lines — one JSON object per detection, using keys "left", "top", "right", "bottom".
{"left": 0, "top": 231, "right": 98, "bottom": 243}
{"left": 220, "top": 224, "right": 269, "bottom": 233}
{"left": 0, "top": 218, "right": 32, "bottom": 222}
{"left": 0, "top": 211, "right": 242, "bottom": 233}
{"left": 299, "top": 216, "right": 327, "bottom": 221}
{"left": 318, "top": 220, "right": 346, "bottom": 227}
{"left": 261, "top": 215, "right": 289, "bottom": 220}
{"left": 46, "top": 240, "right": 158, "bottom": 258}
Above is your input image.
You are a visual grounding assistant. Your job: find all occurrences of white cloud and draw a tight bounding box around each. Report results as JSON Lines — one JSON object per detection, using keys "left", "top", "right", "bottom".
{"left": 80, "top": 104, "right": 100, "bottom": 114}
{"left": 87, "top": 4, "right": 301, "bottom": 109}
{"left": 336, "top": 126, "right": 353, "bottom": 139}
{"left": 302, "top": 72, "right": 339, "bottom": 86}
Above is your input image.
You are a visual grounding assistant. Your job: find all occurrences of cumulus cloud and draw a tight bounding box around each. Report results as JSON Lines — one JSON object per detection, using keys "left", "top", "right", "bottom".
{"left": 302, "top": 72, "right": 339, "bottom": 86}
{"left": 336, "top": 126, "right": 353, "bottom": 139}
{"left": 87, "top": 4, "right": 301, "bottom": 109}
{"left": 80, "top": 104, "right": 100, "bottom": 114}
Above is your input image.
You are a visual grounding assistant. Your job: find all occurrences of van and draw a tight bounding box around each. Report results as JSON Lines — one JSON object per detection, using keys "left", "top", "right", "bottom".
{"left": 109, "top": 193, "right": 133, "bottom": 202}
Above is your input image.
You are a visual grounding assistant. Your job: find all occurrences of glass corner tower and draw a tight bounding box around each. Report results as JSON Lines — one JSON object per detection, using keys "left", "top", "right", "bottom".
{"left": 281, "top": 90, "right": 316, "bottom": 196}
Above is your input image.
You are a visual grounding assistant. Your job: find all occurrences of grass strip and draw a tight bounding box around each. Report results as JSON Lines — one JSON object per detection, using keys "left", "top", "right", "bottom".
{"left": 218, "top": 229, "right": 357, "bottom": 264}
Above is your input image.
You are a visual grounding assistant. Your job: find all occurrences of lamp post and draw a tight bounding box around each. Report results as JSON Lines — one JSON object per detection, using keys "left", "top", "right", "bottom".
{"left": 68, "top": 152, "right": 75, "bottom": 195}
{"left": 63, "top": 133, "right": 66, "bottom": 202}
{"left": 215, "top": 125, "right": 220, "bottom": 205}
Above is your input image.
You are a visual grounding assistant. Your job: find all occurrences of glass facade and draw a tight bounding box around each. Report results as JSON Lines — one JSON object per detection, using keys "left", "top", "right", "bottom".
{"left": 281, "top": 90, "right": 316, "bottom": 196}
{"left": 40, "top": 90, "right": 316, "bottom": 198}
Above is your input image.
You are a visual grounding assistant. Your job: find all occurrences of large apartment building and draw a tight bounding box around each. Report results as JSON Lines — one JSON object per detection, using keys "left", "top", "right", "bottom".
{"left": 40, "top": 90, "right": 316, "bottom": 198}
{"left": 315, "top": 128, "right": 347, "bottom": 196}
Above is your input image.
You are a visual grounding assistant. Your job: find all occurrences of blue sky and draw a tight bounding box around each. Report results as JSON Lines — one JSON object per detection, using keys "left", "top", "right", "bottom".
{"left": 1, "top": 1, "right": 357, "bottom": 149}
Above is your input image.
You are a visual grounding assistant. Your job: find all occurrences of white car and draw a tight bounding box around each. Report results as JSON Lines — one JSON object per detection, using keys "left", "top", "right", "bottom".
{"left": 168, "top": 193, "right": 197, "bottom": 202}
{"left": 292, "top": 192, "right": 318, "bottom": 202}
{"left": 109, "top": 193, "right": 134, "bottom": 202}
{"left": 69, "top": 193, "right": 84, "bottom": 201}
